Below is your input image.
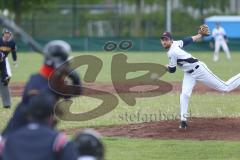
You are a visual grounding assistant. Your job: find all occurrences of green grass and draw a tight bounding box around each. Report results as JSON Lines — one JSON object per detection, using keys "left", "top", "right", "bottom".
{"left": 3, "top": 51, "right": 240, "bottom": 128}
{"left": 0, "top": 97, "right": 20, "bottom": 130}
{"left": 10, "top": 51, "right": 240, "bottom": 82}
{"left": 9, "top": 53, "right": 43, "bottom": 82}
{"left": 104, "top": 137, "right": 240, "bottom": 160}
{"left": 3, "top": 51, "right": 240, "bottom": 160}
{"left": 58, "top": 93, "right": 240, "bottom": 129}
{"left": 1, "top": 93, "right": 239, "bottom": 130}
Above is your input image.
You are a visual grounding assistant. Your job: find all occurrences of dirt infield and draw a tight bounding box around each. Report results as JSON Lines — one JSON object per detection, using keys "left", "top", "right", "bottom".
{"left": 65, "top": 118, "right": 240, "bottom": 141}
{"left": 8, "top": 82, "right": 240, "bottom": 97}
{"left": 9, "top": 82, "right": 25, "bottom": 97}
{"left": 9, "top": 82, "right": 240, "bottom": 141}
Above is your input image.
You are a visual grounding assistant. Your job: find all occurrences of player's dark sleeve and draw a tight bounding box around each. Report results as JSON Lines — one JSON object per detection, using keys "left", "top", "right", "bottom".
{"left": 59, "top": 141, "right": 78, "bottom": 160}
{"left": 168, "top": 66, "right": 176, "bottom": 73}
{"left": 0, "top": 59, "right": 8, "bottom": 80}
{"left": 69, "top": 70, "right": 81, "bottom": 86}
{"left": 211, "top": 37, "right": 215, "bottom": 43}
{"left": 10, "top": 41, "right": 17, "bottom": 61}
{"left": 224, "top": 35, "right": 227, "bottom": 40}
{"left": 182, "top": 37, "right": 194, "bottom": 47}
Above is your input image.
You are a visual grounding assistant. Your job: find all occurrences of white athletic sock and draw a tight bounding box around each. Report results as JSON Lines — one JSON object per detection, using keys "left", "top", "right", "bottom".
{"left": 213, "top": 52, "right": 219, "bottom": 61}
{"left": 180, "top": 93, "right": 189, "bottom": 121}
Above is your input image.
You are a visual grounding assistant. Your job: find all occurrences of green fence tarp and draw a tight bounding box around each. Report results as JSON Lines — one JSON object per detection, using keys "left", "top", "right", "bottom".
{"left": 15, "top": 37, "right": 240, "bottom": 52}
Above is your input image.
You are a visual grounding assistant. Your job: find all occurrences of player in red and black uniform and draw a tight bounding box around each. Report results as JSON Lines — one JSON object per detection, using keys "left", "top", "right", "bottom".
{"left": 0, "top": 28, "right": 17, "bottom": 108}
{"left": 2, "top": 40, "right": 81, "bottom": 136}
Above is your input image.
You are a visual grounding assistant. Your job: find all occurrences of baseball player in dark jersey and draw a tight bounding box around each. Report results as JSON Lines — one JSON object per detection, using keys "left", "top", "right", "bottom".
{"left": 0, "top": 28, "right": 17, "bottom": 109}
{"left": 2, "top": 40, "right": 81, "bottom": 136}
{"left": 0, "top": 91, "right": 78, "bottom": 160}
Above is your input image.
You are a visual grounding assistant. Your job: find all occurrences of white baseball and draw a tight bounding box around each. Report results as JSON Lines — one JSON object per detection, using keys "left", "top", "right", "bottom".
{"left": 150, "top": 73, "right": 160, "bottom": 80}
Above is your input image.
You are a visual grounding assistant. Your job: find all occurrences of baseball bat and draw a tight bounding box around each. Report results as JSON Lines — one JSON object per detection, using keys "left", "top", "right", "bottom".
{"left": 0, "top": 15, "right": 43, "bottom": 54}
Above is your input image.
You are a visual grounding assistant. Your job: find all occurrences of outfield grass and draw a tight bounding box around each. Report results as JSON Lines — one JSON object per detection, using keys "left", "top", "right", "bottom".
{"left": 3, "top": 51, "right": 240, "bottom": 160}
{"left": 104, "top": 137, "right": 240, "bottom": 160}
{"left": 58, "top": 93, "right": 240, "bottom": 129}
{"left": 1, "top": 93, "right": 239, "bottom": 130}
{"left": 9, "top": 51, "right": 240, "bottom": 82}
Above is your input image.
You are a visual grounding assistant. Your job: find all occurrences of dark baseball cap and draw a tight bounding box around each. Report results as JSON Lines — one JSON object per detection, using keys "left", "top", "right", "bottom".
{"left": 161, "top": 32, "right": 172, "bottom": 40}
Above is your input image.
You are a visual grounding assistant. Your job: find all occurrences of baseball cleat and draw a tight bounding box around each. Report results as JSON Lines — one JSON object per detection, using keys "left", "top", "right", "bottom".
{"left": 179, "top": 121, "right": 188, "bottom": 129}
{"left": 3, "top": 105, "right": 10, "bottom": 109}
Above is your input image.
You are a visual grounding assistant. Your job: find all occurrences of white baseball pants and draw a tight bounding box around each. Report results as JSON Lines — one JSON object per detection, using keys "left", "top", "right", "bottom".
{"left": 213, "top": 40, "right": 231, "bottom": 61}
{"left": 0, "top": 58, "right": 12, "bottom": 107}
{"left": 180, "top": 62, "right": 240, "bottom": 121}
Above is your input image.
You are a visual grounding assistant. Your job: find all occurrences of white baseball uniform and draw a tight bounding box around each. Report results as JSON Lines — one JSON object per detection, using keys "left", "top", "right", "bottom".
{"left": 212, "top": 27, "right": 231, "bottom": 61}
{"left": 0, "top": 57, "right": 12, "bottom": 107}
{"left": 167, "top": 40, "right": 240, "bottom": 121}
{"left": 6, "top": 57, "right": 12, "bottom": 77}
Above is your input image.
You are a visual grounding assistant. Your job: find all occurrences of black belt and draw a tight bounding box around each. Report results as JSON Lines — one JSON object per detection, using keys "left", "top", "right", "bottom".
{"left": 177, "top": 58, "right": 199, "bottom": 66}
{"left": 187, "top": 65, "right": 199, "bottom": 74}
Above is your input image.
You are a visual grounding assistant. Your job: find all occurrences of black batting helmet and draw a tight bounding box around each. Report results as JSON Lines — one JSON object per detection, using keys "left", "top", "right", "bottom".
{"left": 73, "top": 129, "right": 104, "bottom": 160}
{"left": 43, "top": 40, "right": 71, "bottom": 68}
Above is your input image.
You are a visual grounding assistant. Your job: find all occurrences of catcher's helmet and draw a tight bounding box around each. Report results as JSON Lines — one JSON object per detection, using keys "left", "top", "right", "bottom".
{"left": 43, "top": 40, "right": 71, "bottom": 68}
{"left": 73, "top": 129, "right": 104, "bottom": 160}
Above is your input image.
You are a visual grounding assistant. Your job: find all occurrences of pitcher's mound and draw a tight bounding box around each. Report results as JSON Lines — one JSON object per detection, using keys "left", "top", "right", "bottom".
{"left": 94, "top": 118, "right": 240, "bottom": 140}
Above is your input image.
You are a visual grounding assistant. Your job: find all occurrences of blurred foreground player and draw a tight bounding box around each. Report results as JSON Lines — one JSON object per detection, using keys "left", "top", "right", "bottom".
{"left": 73, "top": 129, "right": 105, "bottom": 160}
{"left": 0, "top": 92, "right": 78, "bottom": 160}
{"left": 2, "top": 40, "right": 81, "bottom": 136}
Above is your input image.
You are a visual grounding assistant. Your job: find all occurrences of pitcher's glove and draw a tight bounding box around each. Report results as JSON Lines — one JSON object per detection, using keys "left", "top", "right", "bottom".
{"left": 198, "top": 24, "right": 210, "bottom": 36}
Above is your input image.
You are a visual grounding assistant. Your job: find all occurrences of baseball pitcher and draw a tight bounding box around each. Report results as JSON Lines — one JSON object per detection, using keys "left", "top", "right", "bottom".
{"left": 160, "top": 25, "right": 240, "bottom": 129}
